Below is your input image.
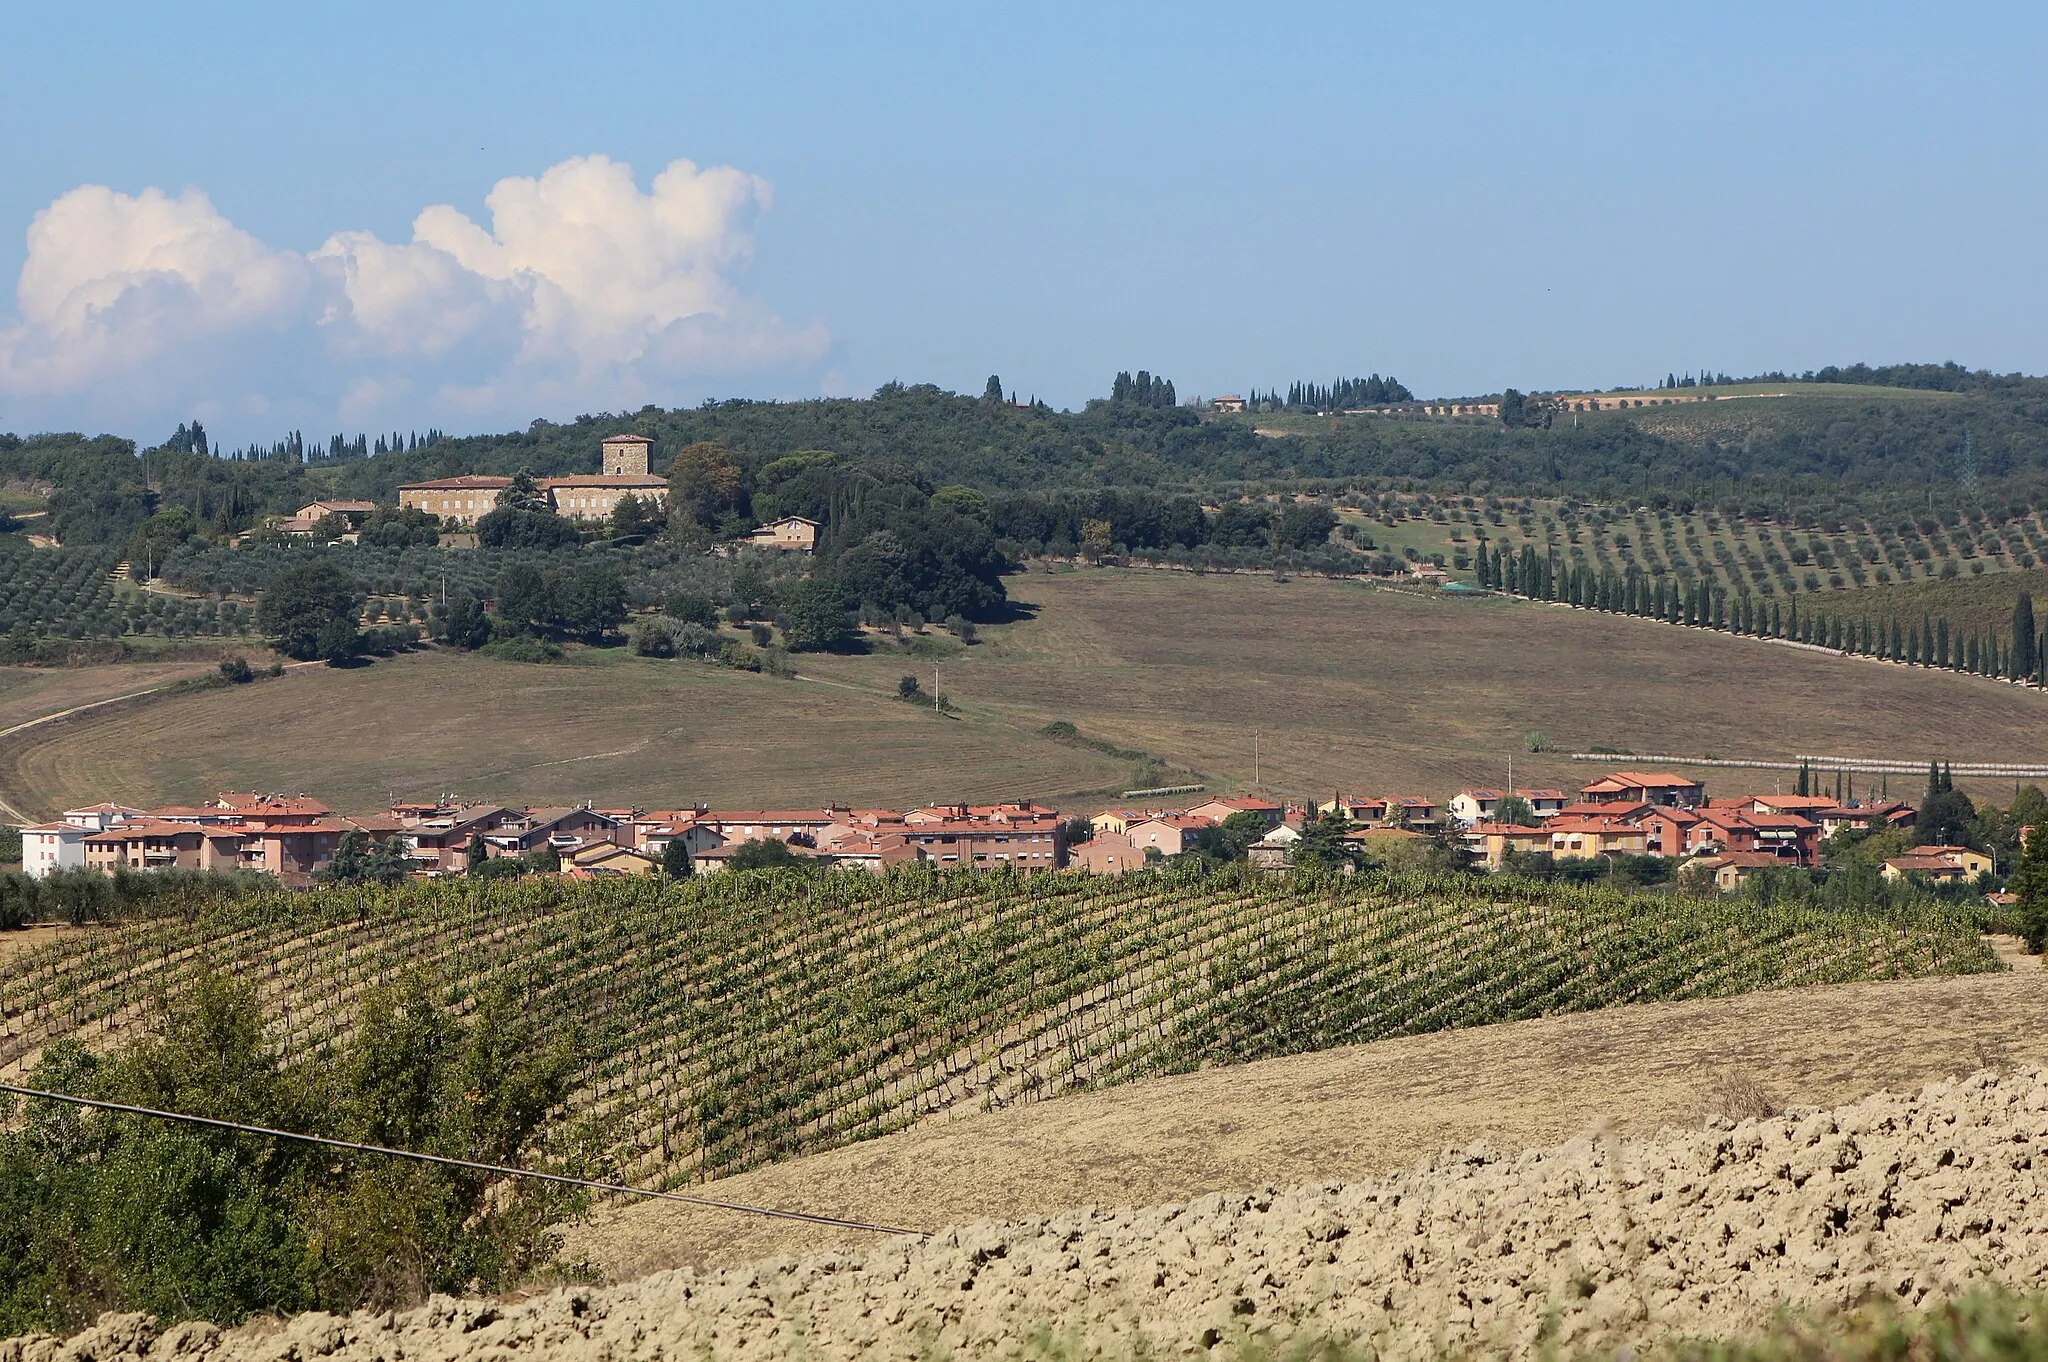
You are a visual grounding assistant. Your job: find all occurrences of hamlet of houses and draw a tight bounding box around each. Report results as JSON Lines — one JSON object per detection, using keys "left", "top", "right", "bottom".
{"left": 18, "top": 769, "right": 1976, "bottom": 889}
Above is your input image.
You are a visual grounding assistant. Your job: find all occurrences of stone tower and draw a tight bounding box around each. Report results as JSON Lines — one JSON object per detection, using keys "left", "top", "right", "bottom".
{"left": 602, "top": 433, "right": 654, "bottom": 476}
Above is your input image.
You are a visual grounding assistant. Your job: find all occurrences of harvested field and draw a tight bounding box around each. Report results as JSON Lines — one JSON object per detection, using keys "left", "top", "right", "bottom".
{"left": 570, "top": 962, "right": 2048, "bottom": 1277}
{"left": 0, "top": 660, "right": 221, "bottom": 733}
{"left": 31, "top": 1065, "right": 2048, "bottom": 1361}
{"left": 803, "top": 569, "right": 2048, "bottom": 800}
{"left": 3, "top": 572, "right": 2044, "bottom": 815}
{"left": 0, "top": 648, "right": 1127, "bottom": 819}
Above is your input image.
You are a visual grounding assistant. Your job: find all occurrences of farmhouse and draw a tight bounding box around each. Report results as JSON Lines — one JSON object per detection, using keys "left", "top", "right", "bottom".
{"left": 745, "top": 516, "right": 821, "bottom": 552}
{"left": 271, "top": 500, "right": 377, "bottom": 536}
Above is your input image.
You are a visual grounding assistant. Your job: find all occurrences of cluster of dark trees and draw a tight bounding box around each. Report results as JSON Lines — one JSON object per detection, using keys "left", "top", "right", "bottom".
{"left": 1480, "top": 542, "right": 2048, "bottom": 684}
{"left": 1256, "top": 376, "right": 1415, "bottom": 409}
{"left": 0, "top": 972, "right": 582, "bottom": 1334}
{"left": 1109, "top": 370, "right": 1177, "bottom": 407}
{"left": 983, "top": 490, "right": 1337, "bottom": 556}
{"left": 431, "top": 561, "right": 629, "bottom": 651}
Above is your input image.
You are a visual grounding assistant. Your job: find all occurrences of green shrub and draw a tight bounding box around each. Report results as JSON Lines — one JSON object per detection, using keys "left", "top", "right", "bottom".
{"left": 479, "top": 636, "right": 563, "bottom": 663}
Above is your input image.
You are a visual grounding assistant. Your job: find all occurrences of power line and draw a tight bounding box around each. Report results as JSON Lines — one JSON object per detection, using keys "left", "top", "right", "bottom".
{"left": 0, "top": 1082, "right": 925, "bottom": 1239}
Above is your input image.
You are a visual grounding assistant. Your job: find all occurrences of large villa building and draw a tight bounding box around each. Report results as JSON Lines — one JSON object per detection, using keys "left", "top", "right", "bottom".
{"left": 399, "top": 434, "right": 667, "bottom": 525}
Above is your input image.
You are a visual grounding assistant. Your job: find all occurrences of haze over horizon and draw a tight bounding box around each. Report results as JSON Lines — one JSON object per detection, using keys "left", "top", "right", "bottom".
{"left": 4, "top": 0, "right": 2045, "bottom": 448}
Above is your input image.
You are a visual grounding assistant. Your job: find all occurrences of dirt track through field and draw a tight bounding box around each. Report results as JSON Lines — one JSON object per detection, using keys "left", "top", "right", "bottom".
{"left": 566, "top": 961, "right": 2048, "bottom": 1280}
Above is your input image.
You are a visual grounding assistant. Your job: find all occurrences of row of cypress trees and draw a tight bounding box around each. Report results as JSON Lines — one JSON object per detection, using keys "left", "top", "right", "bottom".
{"left": 1476, "top": 540, "right": 2045, "bottom": 685}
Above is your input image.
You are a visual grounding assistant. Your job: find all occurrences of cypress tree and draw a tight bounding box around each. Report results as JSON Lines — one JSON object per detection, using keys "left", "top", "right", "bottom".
{"left": 1908, "top": 624, "right": 1921, "bottom": 666}
{"left": 1926, "top": 760, "right": 1942, "bottom": 801}
{"left": 2016, "top": 593, "right": 2038, "bottom": 682}
{"left": 1968, "top": 633, "right": 1981, "bottom": 673}
{"left": 1796, "top": 761, "right": 1810, "bottom": 797}
{"left": 1890, "top": 617, "right": 1904, "bottom": 659}
{"left": 1937, "top": 617, "right": 1950, "bottom": 669}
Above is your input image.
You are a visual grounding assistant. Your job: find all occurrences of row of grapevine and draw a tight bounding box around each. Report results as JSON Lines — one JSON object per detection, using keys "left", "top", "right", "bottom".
{"left": 0, "top": 867, "right": 1997, "bottom": 1191}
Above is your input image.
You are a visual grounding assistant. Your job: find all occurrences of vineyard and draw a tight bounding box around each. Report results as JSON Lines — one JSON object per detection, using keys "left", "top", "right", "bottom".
{"left": 0, "top": 867, "right": 1998, "bottom": 1190}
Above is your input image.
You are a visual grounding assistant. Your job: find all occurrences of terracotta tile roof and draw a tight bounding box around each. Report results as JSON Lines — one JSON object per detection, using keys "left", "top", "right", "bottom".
{"left": 540, "top": 475, "right": 669, "bottom": 489}
{"left": 398, "top": 475, "right": 514, "bottom": 491}
{"left": 1196, "top": 795, "right": 1283, "bottom": 811}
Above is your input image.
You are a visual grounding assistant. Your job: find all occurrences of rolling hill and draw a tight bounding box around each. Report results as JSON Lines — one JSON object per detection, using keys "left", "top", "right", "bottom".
{"left": 4, "top": 568, "right": 2043, "bottom": 819}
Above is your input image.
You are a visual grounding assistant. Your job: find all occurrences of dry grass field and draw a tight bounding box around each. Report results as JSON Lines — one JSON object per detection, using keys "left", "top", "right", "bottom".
{"left": 2, "top": 569, "right": 2045, "bottom": 816}
{"left": 567, "top": 959, "right": 2048, "bottom": 1280}
{"left": 0, "top": 649, "right": 1128, "bottom": 819}
{"left": 808, "top": 568, "right": 2048, "bottom": 800}
{"left": 0, "top": 659, "right": 222, "bottom": 733}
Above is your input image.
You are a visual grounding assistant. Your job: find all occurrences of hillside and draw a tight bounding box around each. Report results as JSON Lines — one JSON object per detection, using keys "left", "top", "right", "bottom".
{"left": 0, "top": 871, "right": 1994, "bottom": 1196}
{"left": 567, "top": 957, "right": 2048, "bottom": 1278}
{"left": 28, "top": 1063, "right": 2048, "bottom": 1361}
{"left": 12, "top": 366, "right": 2048, "bottom": 558}
{"left": 4, "top": 570, "right": 2046, "bottom": 818}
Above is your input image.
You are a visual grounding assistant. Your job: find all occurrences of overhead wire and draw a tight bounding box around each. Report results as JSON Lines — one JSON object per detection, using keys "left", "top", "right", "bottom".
{"left": 0, "top": 1082, "right": 926, "bottom": 1238}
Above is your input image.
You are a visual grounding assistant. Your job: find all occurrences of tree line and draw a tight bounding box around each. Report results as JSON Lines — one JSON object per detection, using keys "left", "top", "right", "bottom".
{"left": 1478, "top": 540, "right": 2048, "bottom": 684}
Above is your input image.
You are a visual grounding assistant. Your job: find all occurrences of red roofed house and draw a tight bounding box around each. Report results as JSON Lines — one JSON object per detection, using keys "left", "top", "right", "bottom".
{"left": 1317, "top": 796, "right": 1390, "bottom": 825}
{"left": 1546, "top": 815, "right": 1648, "bottom": 861}
{"left": 1686, "top": 850, "right": 1788, "bottom": 891}
{"left": 1578, "top": 772, "right": 1705, "bottom": 809}
{"left": 1462, "top": 821, "right": 1555, "bottom": 870}
{"left": 1630, "top": 805, "right": 1702, "bottom": 858}
{"left": 1126, "top": 816, "right": 1212, "bottom": 857}
{"left": 1881, "top": 845, "right": 1993, "bottom": 884}
{"left": 1446, "top": 789, "right": 1505, "bottom": 826}
{"left": 1187, "top": 795, "right": 1284, "bottom": 830}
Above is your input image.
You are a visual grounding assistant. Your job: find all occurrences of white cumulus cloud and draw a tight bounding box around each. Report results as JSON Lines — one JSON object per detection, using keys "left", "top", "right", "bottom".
{"left": 0, "top": 154, "right": 830, "bottom": 439}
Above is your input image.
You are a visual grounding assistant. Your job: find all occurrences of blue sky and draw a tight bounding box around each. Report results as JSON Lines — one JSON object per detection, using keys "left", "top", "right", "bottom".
{"left": 3, "top": 1, "right": 2045, "bottom": 446}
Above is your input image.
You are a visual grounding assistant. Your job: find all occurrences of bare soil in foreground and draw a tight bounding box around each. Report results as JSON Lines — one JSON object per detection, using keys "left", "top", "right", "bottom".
{"left": 565, "top": 960, "right": 2048, "bottom": 1280}
{"left": 27, "top": 1060, "right": 2048, "bottom": 1360}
